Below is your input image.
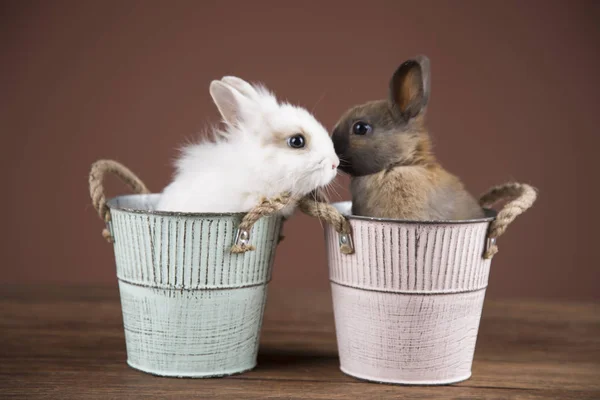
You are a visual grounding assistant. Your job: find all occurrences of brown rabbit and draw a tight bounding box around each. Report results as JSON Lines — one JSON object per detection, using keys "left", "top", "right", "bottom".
{"left": 331, "top": 55, "right": 484, "bottom": 220}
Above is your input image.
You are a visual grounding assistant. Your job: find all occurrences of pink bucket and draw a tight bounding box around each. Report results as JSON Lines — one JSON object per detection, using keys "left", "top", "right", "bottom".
{"left": 324, "top": 201, "right": 497, "bottom": 385}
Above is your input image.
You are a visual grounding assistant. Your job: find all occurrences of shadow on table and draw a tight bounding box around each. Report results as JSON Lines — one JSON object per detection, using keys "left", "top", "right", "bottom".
{"left": 254, "top": 347, "right": 340, "bottom": 373}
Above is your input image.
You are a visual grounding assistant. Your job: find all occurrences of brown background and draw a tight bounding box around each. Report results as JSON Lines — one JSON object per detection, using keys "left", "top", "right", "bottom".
{"left": 1, "top": 1, "right": 598, "bottom": 300}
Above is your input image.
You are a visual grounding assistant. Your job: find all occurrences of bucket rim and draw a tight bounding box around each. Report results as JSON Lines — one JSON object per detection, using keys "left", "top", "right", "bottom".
{"left": 106, "top": 193, "right": 256, "bottom": 218}
{"left": 331, "top": 201, "right": 497, "bottom": 225}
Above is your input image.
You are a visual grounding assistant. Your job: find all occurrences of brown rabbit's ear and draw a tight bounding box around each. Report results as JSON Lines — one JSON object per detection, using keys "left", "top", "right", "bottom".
{"left": 388, "top": 55, "right": 431, "bottom": 120}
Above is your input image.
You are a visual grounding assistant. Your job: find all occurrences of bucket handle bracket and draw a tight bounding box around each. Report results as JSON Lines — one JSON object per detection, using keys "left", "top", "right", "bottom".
{"left": 230, "top": 194, "right": 294, "bottom": 254}
{"left": 298, "top": 194, "right": 355, "bottom": 255}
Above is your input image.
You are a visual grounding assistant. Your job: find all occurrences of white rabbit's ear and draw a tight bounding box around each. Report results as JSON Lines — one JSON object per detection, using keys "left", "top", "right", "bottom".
{"left": 209, "top": 80, "right": 253, "bottom": 126}
{"left": 220, "top": 76, "right": 259, "bottom": 100}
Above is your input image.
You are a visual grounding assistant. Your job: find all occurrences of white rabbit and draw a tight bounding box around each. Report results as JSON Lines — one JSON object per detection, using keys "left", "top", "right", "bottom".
{"left": 156, "top": 76, "right": 339, "bottom": 217}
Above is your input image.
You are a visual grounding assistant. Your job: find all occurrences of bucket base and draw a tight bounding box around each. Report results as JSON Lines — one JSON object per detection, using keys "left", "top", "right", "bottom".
{"left": 118, "top": 281, "right": 268, "bottom": 379}
{"left": 330, "top": 283, "right": 484, "bottom": 386}
{"left": 340, "top": 366, "right": 472, "bottom": 386}
{"left": 127, "top": 360, "right": 256, "bottom": 379}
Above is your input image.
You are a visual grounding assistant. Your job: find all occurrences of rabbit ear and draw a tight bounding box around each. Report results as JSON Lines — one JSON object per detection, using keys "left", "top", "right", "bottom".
{"left": 220, "top": 76, "right": 259, "bottom": 100}
{"left": 388, "top": 55, "right": 431, "bottom": 120}
{"left": 209, "top": 80, "right": 254, "bottom": 126}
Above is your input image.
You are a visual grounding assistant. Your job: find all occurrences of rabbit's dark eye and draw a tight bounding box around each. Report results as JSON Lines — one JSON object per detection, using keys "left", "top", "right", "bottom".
{"left": 352, "top": 121, "right": 372, "bottom": 135}
{"left": 287, "top": 134, "right": 305, "bottom": 149}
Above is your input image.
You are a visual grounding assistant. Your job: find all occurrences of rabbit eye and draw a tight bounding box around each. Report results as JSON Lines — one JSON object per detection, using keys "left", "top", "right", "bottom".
{"left": 287, "top": 134, "right": 305, "bottom": 149}
{"left": 352, "top": 121, "right": 372, "bottom": 135}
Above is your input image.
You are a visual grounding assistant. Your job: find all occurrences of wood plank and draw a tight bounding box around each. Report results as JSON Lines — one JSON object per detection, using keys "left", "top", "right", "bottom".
{"left": 1, "top": 373, "right": 597, "bottom": 400}
{"left": 0, "top": 285, "right": 599, "bottom": 399}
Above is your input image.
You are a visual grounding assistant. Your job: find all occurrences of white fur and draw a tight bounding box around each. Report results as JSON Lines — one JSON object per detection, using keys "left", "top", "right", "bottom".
{"left": 156, "top": 76, "right": 339, "bottom": 216}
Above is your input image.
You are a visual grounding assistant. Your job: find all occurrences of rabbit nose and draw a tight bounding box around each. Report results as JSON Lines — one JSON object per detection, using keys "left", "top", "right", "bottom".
{"left": 332, "top": 156, "right": 340, "bottom": 170}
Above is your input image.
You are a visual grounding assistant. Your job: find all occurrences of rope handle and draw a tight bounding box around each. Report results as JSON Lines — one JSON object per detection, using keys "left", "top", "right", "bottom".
{"left": 230, "top": 193, "right": 295, "bottom": 253}
{"left": 297, "top": 191, "right": 355, "bottom": 255}
{"left": 89, "top": 159, "right": 288, "bottom": 252}
{"left": 479, "top": 182, "right": 538, "bottom": 259}
{"left": 296, "top": 182, "right": 536, "bottom": 258}
{"left": 89, "top": 160, "right": 150, "bottom": 242}
{"left": 233, "top": 190, "right": 356, "bottom": 254}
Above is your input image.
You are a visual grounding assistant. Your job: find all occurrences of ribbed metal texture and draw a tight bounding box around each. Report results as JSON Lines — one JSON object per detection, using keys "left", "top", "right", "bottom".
{"left": 110, "top": 210, "right": 280, "bottom": 289}
{"left": 105, "top": 195, "right": 282, "bottom": 378}
{"left": 324, "top": 207, "right": 493, "bottom": 385}
{"left": 326, "top": 220, "right": 491, "bottom": 293}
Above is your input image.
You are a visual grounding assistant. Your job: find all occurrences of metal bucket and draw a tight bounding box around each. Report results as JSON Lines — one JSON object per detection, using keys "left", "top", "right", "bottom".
{"left": 324, "top": 201, "right": 497, "bottom": 385}
{"left": 106, "top": 193, "right": 282, "bottom": 377}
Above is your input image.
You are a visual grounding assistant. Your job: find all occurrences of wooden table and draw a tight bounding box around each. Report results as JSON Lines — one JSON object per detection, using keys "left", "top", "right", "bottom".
{"left": 1, "top": 285, "right": 598, "bottom": 399}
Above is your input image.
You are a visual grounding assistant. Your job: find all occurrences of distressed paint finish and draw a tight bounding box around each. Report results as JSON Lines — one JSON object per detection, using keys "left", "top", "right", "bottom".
{"left": 325, "top": 202, "right": 493, "bottom": 385}
{"left": 106, "top": 194, "right": 282, "bottom": 377}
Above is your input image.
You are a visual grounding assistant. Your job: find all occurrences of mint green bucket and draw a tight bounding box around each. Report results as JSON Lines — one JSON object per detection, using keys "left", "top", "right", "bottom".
{"left": 104, "top": 193, "right": 282, "bottom": 377}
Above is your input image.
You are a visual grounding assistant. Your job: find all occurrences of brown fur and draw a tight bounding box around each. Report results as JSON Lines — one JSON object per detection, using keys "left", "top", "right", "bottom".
{"left": 332, "top": 55, "right": 484, "bottom": 221}
{"left": 350, "top": 164, "right": 483, "bottom": 220}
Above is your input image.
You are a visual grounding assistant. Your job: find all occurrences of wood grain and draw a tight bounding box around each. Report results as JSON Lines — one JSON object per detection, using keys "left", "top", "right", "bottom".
{"left": 1, "top": 285, "right": 599, "bottom": 399}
